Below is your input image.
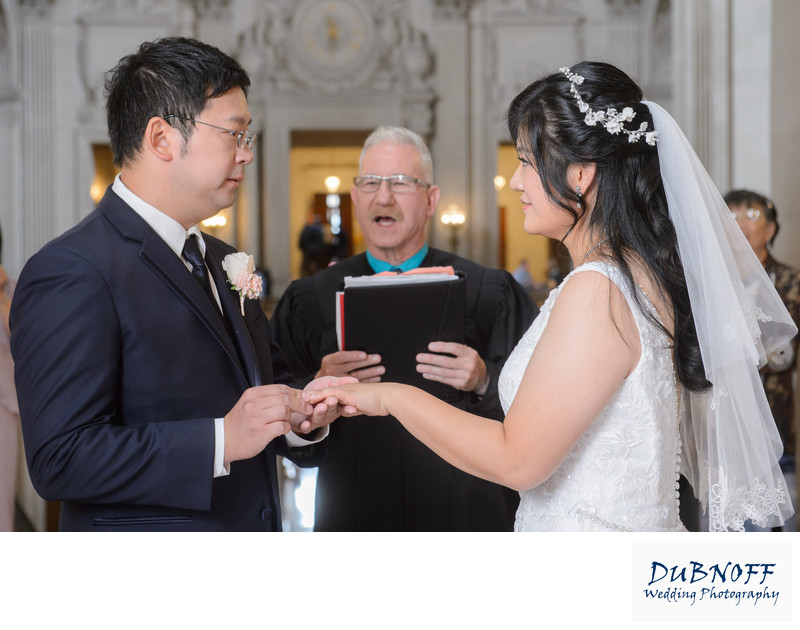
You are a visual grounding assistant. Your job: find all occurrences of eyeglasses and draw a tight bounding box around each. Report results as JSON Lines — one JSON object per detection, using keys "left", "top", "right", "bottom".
{"left": 730, "top": 207, "right": 762, "bottom": 223}
{"left": 164, "top": 115, "right": 257, "bottom": 151}
{"left": 353, "top": 174, "right": 431, "bottom": 194}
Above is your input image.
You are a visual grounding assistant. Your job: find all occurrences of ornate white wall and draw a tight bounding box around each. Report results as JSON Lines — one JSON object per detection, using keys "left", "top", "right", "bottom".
{"left": 1, "top": 0, "right": 675, "bottom": 287}
{"left": 4, "top": 0, "right": 798, "bottom": 285}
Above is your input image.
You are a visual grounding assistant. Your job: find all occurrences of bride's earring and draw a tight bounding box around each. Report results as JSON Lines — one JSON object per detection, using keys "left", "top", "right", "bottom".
{"left": 575, "top": 185, "right": 582, "bottom": 210}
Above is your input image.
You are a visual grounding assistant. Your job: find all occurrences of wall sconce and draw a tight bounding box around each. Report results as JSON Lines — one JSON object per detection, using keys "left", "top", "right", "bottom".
{"left": 326, "top": 193, "right": 342, "bottom": 235}
{"left": 493, "top": 175, "right": 507, "bottom": 191}
{"left": 202, "top": 210, "right": 228, "bottom": 230}
{"left": 324, "top": 175, "right": 341, "bottom": 194}
{"left": 440, "top": 203, "right": 466, "bottom": 252}
{"left": 90, "top": 183, "right": 103, "bottom": 204}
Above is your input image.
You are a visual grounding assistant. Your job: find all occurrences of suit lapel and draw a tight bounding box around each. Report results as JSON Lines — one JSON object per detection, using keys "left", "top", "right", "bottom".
{"left": 138, "top": 230, "right": 249, "bottom": 386}
{"left": 99, "top": 192, "right": 254, "bottom": 388}
{"left": 205, "top": 240, "right": 263, "bottom": 388}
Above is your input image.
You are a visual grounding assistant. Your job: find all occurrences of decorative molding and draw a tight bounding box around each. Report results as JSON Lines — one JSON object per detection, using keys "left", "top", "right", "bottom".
{"left": 605, "top": 0, "right": 643, "bottom": 16}
{"left": 403, "top": 98, "right": 435, "bottom": 137}
{"left": 189, "top": 0, "right": 232, "bottom": 20}
{"left": 76, "top": 0, "right": 167, "bottom": 15}
{"left": 486, "top": 17, "right": 585, "bottom": 139}
{"left": 490, "top": 0, "right": 581, "bottom": 17}
{"left": 236, "top": 0, "right": 435, "bottom": 97}
{"left": 433, "top": 0, "right": 472, "bottom": 20}
{"left": 285, "top": 0, "right": 381, "bottom": 92}
{"left": 76, "top": 21, "right": 99, "bottom": 124}
{"left": 234, "top": 3, "right": 293, "bottom": 91}
{"left": 0, "top": 3, "right": 10, "bottom": 90}
{"left": 645, "top": 0, "right": 671, "bottom": 96}
{"left": 19, "top": 0, "right": 55, "bottom": 17}
{"left": 73, "top": 0, "right": 177, "bottom": 125}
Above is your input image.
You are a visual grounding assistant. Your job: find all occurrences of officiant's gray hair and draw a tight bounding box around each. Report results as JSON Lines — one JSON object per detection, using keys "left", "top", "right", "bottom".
{"left": 359, "top": 125, "right": 434, "bottom": 182}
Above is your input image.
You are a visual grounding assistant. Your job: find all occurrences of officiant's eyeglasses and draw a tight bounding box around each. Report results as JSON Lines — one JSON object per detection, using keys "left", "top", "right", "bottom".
{"left": 354, "top": 174, "right": 431, "bottom": 194}
{"left": 164, "top": 115, "right": 257, "bottom": 151}
{"left": 730, "top": 207, "right": 762, "bottom": 223}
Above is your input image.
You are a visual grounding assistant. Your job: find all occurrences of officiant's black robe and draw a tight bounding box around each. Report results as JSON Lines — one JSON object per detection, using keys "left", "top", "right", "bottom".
{"left": 272, "top": 249, "right": 538, "bottom": 531}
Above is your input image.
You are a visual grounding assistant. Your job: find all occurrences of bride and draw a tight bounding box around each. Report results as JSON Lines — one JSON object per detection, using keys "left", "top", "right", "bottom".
{"left": 304, "top": 61, "right": 796, "bottom": 532}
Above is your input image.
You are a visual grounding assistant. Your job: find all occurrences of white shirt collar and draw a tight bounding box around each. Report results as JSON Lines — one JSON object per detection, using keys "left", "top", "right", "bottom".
{"left": 112, "top": 174, "right": 204, "bottom": 257}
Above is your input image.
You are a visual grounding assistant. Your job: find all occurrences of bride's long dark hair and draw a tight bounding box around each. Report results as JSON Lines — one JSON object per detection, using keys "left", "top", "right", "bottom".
{"left": 507, "top": 61, "right": 710, "bottom": 392}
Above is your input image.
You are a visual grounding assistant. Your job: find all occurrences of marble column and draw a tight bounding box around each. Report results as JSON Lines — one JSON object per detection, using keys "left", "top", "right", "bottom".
{"left": 672, "top": 0, "right": 731, "bottom": 191}
{"left": 19, "top": 7, "right": 56, "bottom": 262}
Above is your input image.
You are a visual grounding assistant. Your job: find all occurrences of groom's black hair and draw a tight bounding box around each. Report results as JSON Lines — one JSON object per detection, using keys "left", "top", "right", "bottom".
{"left": 104, "top": 36, "right": 250, "bottom": 168}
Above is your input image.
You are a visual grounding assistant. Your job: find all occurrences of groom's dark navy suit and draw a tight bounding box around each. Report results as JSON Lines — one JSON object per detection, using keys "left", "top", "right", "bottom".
{"left": 10, "top": 187, "right": 318, "bottom": 531}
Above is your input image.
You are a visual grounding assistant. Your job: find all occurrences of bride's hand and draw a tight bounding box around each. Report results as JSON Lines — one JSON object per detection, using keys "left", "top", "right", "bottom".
{"left": 303, "top": 382, "right": 393, "bottom": 417}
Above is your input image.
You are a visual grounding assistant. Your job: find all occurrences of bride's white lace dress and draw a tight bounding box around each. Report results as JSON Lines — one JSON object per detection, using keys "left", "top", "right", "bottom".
{"left": 499, "top": 262, "right": 686, "bottom": 531}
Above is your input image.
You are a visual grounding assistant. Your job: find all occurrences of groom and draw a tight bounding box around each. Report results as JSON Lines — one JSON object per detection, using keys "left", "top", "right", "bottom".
{"left": 9, "top": 37, "right": 344, "bottom": 531}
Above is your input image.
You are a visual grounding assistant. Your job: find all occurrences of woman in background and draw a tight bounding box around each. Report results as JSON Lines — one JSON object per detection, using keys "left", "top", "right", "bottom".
{"left": 725, "top": 189, "right": 799, "bottom": 532}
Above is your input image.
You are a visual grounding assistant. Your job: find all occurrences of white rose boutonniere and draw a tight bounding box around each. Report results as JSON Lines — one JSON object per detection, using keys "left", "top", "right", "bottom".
{"left": 222, "top": 252, "right": 263, "bottom": 316}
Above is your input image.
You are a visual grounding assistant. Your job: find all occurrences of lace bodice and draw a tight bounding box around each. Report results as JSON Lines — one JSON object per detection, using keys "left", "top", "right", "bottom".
{"left": 499, "top": 263, "right": 685, "bottom": 531}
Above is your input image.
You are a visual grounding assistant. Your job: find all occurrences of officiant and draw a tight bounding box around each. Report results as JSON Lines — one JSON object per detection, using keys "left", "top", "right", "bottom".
{"left": 271, "top": 125, "right": 538, "bottom": 531}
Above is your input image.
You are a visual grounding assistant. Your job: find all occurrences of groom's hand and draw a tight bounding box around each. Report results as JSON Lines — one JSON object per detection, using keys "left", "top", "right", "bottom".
{"left": 223, "top": 385, "right": 311, "bottom": 466}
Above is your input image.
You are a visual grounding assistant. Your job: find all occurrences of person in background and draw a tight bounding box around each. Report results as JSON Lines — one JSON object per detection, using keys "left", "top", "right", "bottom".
{"left": 10, "top": 37, "right": 347, "bottom": 531}
{"left": 725, "top": 189, "right": 799, "bottom": 532}
{"left": 0, "top": 225, "right": 18, "bottom": 532}
{"left": 512, "top": 258, "right": 535, "bottom": 291}
{"left": 298, "top": 212, "right": 327, "bottom": 277}
{"left": 546, "top": 257, "right": 565, "bottom": 288}
{"left": 272, "top": 125, "right": 538, "bottom": 531}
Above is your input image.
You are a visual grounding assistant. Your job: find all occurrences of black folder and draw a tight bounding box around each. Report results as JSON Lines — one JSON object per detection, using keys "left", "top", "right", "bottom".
{"left": 338, "top": 272, "right": 466, "bottom": 397}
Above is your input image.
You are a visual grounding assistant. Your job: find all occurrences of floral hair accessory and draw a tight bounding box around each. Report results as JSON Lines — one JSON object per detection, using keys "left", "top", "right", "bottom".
{"left": 222, "top": 252, "right": 263, "bottom": 316}
{"left": 560, "top": 66, "right": 659, "bottom": 146}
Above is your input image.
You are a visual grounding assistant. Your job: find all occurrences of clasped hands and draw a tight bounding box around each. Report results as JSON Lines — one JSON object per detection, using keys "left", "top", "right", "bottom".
{"left": 222, "top": 376, "right": 357, "bottom": 466}
{"left": 223, "top": 342, "right": 489, "bottom": 465}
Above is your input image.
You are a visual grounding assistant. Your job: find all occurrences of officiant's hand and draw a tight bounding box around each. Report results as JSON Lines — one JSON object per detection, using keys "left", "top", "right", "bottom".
{"left": 416, "top": 341, "right": 490, "bottom": 396}
{"left": 223, "top": 385, "right": 310, "bottom": 466}
{"left": 316, "top": 350, "right": 385, "bottom": 382}
{"left": 291, "top": 375, "right": 359, "bottom": 434}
